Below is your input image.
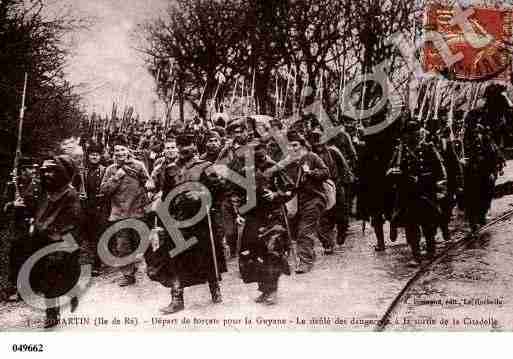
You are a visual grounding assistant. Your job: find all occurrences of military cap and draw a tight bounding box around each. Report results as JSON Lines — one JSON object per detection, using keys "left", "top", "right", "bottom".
{"left": 405, "top": 119, "right": 421, "bottom": 133}
{"left": 270, "top": 118, "right": 283, "bottom": 129}
{"left": 286, "top": 130, "right": 309, "bottom": 148}
{"left": 205, "top": 130, "right": 221, "bottom": 141}
{"left": 307, "top": 128, "right": 325, "bottom": 146}
{"left": 41, "top": 155, "right": 76, "bottom": 183}
{"left": 176, "top": 132, "right": 196, "bottom": 147}
{"left": 112, "top": 135, "right": 129, "bottom": 148}
{"left": 226, "top": 118, "right": 246, "bottom": 133}
{"left": 88, "top": 142, "right": 103, "bottom": 155}
{"left": 151, "top": 141, "right": 164, "bottom": 153}
{"left": 213, "top": 112, "right": 229, "bottom": 128}
{"left": 484, "top": 84, "right": 506, "bottom": 99}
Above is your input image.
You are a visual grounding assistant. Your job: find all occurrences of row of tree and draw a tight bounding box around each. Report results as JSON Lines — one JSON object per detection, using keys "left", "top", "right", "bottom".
{"left": 137, "top": 0, "right": 421, "bottom": 123}
{"left": 0, "top": 0, "right": 87, "bottom": 171}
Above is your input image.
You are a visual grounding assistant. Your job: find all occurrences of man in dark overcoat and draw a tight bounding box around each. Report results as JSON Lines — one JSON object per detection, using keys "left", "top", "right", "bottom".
{"left": 144, "top": 133, "right": 226, "bottom": 314}
{"left": 388, "top": 120, "right": 447, "bottom": 263}
{"left": 238, "top": 141, "right": 292, "bottom": 305}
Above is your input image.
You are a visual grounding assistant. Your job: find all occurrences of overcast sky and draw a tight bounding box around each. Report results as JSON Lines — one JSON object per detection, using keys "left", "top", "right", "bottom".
{"left": 50, "top": 0, "right": 169, "bottom": 120}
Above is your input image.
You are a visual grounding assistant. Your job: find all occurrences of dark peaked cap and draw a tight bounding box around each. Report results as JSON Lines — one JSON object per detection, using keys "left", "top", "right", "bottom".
{"left": 176, "top": 132, "right": 196, "bottom": 147}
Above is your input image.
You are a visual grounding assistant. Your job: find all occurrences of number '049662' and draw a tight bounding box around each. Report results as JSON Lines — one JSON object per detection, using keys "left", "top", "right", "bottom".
{"left": 11, "top": 344, "right": 44, "bottom": 352}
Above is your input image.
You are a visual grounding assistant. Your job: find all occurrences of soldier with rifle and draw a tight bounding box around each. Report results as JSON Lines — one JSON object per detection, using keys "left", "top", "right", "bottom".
{"left": 3, "top": 73, "right": 35, "bottom": 302}
{"left": 434, "top": 120, "right": 464, "bottom": 241}
{"left": 462, "top": 122, "right": 504, "bottom": 232}
{"left": 387, "top": 119, "right": 447, "bottom": 264}
{"left": 4, "top": 158, "right": 40, "bottom": 302}
{"left": 10, "top": 155, "right": 83, "bottom": 328}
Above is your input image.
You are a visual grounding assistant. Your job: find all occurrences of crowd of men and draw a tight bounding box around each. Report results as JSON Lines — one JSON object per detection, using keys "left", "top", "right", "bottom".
{"left": 0, "top": 83, "right": 509, "bottom": 328}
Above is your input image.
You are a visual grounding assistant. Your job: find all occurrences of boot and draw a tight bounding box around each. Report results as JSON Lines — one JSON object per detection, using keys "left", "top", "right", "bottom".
{"left": 44, "top": 307, "right": 60, "bottom": 329}
{"left": 263, "top": 291, "right": 277, "bottom": 306}
{"left": 406, "top": 225, "right": 421, "bottom": 262}
{"left": 390, "top": 224, "right": 398, "bottom": 242}
{"left": 374, "top": 224, "right": 385, "bottom": 252}
{"left": 295, "top": 263, "right": 313, "bottom": 274}
{"left": 209, "top": 281, "right": 222, "bottom": 304}
{"left": 336, "top": 223, "right": 347, "bottom": 245}
{"left": 423, "top": 225, "right": 437, "bottom": 259}
{"left": 70, "top": 297, "right": 79, "bottom": 313}
{"left": 425, "top": 238, "right": 436, "bottom": 260}
{"left": 160, "top": 288, "right": 184, "bottom": 315}
{"left": 254, "top": 292, "right": 268, "bottom": 303}
{"left": 441, "top": 223, "right": 450, "bottom": 242}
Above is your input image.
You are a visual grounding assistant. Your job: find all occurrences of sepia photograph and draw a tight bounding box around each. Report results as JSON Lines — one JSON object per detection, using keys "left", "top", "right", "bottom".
{"left": 1, "top": 1, "right": 513, "bottom": 350}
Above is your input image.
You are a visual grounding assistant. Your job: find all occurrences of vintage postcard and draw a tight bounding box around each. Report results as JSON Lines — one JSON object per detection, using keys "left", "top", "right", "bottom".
{"left": 1, "top": 1, "right": 513, "bottom": 348}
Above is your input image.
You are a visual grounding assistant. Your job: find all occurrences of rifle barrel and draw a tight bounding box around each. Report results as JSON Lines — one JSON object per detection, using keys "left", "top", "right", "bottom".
{"left": 14, "top": 73, "right": 28, "bottom": 173}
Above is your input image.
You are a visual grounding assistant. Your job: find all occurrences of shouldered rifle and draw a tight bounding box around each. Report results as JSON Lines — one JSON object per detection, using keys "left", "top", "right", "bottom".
{"left": 12, "top": 73, "right": 28, "bottom": 207}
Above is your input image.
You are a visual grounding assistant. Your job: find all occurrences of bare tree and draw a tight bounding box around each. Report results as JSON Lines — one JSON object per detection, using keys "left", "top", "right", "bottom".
{"left": 138, "top": 0, "right": 248, "bottom": 119}
{"left": 0, "top": 0, "right": 89, "bottom": 163}
{"left": 137, "top": 0, "right": 416, "bottom": 122}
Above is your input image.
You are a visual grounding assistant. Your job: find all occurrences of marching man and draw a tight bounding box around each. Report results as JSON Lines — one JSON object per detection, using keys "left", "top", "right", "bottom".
{"left": 144, "top": 133, "right": 226, "bottom": 314}
{"left": 100, "top": 136, "right": 154, "bottom": 287}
